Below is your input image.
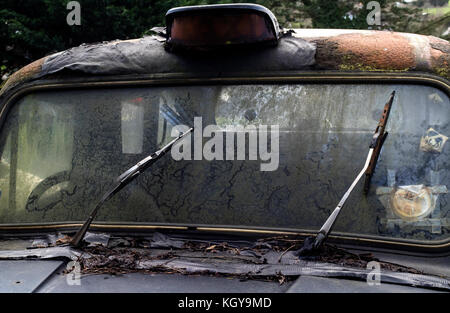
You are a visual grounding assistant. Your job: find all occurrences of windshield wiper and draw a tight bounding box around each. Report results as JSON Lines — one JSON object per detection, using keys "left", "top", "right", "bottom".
{"left": 363, "top": 92, "right": 395, "bottom": 194}
{"left": 296, "top": 91, "right": 395, "bottom": 256}
{"left": 70, "top": 127, "right": 193, "bottom": 247}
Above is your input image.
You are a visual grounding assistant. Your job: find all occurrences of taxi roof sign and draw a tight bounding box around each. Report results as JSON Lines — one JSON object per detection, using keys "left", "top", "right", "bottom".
{"left": 165, "top": 3, "right": 281, "bottom": 50}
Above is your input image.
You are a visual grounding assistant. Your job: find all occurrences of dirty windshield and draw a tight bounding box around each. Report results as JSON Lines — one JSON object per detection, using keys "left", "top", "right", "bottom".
{"left": 0, "top": 84, "right": 448, "bottom": 243}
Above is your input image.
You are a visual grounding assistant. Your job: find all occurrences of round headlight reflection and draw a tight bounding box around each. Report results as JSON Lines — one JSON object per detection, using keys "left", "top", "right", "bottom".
{"left": 391, "top": 185, "right": 434, "bottom": 221}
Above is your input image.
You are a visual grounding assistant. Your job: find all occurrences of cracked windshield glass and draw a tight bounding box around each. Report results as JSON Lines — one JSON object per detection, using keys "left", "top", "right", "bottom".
{"left": 0, "top": 84, "right": 448, "bottom": 242}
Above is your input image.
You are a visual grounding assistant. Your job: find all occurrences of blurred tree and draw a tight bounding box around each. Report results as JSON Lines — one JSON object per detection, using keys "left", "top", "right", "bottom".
{"left": 429, "top": 0, "right": 448, "bottom": 6}
{"left": 271, "top": 0, "right": 425, "bottom": 31}
{"left": 1, "top": 0, "right": 181, "bottom": 79}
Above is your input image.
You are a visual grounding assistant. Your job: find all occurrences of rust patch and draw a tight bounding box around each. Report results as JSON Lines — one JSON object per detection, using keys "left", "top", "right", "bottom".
{"left": 313, "top": 32, "right": 419, "bottom": 72}
{"left": 0, "top": 57, "right": 45, "bottom": 96}
{"left": 335, "top": 33, "right": 416, "bottom": 71}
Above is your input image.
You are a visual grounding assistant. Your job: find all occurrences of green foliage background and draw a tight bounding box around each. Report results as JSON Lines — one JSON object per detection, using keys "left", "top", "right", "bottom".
{"left": 1, "top": 0, "right": 449, "bottom": 79}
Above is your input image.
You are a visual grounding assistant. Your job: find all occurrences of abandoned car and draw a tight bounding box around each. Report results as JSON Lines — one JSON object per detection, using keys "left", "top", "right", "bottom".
{"left": 0, "top": 3, "right": 449, "bottom": 293}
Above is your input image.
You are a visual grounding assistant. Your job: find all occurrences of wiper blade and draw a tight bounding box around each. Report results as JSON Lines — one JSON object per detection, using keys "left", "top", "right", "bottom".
{"left": 296, "top": 91, "right": 395, "bottom": 256}
{"left": 70, "top": 127, "right": 193, "bottom": 247}
{"left": 364, "top": 91, "right": 395, "bottom": 194}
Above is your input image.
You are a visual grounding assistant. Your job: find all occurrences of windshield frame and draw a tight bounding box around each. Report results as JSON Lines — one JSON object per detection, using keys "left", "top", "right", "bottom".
{"left": 0, "top": 71, "right": 449, "bottom": 253}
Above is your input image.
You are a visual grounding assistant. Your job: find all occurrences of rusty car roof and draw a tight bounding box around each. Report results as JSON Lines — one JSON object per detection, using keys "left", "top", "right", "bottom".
{"left": 1, "top": 29, "right": 449, "bottom": 99}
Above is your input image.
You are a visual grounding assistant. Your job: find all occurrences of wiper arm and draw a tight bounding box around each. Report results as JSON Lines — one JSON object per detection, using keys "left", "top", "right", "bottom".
{"left": 296, "top": 91, "right": 395, "bottom": 256}
{"left": 70, "top": 127, "right": 193, "bottom": 247}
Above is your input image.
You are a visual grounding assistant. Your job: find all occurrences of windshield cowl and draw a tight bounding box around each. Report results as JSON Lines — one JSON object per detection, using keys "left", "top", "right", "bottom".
{"left": 0, "top": 231, "right": 448, "bottom": 291}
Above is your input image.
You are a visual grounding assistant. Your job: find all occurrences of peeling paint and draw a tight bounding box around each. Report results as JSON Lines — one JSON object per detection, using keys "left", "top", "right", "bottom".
{"left": 429, "top": 37, "right": 450, "bottom": 79}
